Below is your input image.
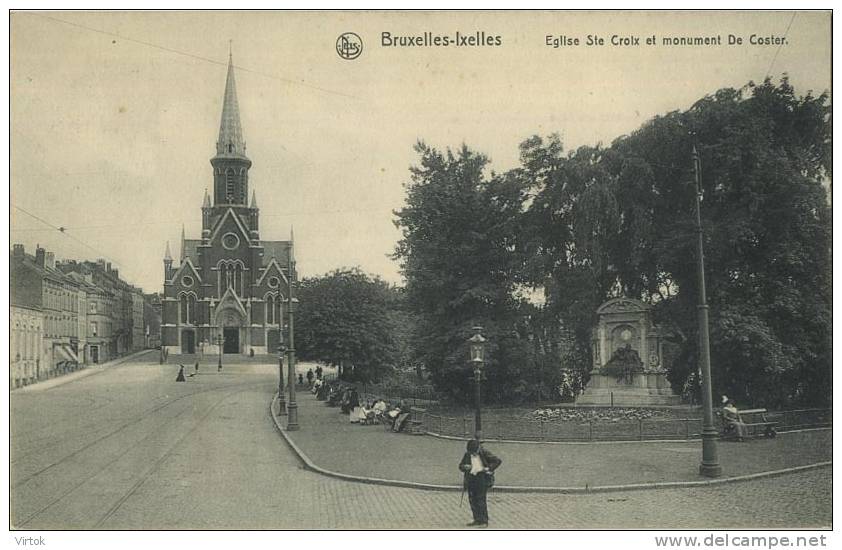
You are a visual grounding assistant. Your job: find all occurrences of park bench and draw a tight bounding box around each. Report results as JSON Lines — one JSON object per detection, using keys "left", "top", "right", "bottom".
{"left": 407, "top": 407, "right": 426, "bottom": 435}
{"left": 721, "top": 408, "right": 778, "bottom": 440}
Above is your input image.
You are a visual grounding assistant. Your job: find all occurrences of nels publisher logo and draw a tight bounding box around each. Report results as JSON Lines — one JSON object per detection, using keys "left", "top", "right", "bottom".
{"left": 336, "top": 32, "right": 363, "bottom": 60}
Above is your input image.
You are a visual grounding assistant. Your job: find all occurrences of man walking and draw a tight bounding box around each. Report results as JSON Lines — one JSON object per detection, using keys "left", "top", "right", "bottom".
{"left": 459, "top": 439, "right": 501, "bottom": 527}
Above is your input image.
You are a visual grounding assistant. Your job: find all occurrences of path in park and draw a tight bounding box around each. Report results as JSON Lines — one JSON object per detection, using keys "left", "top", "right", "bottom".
{"left": 10, "top": 355, "right": 831, "bottom": 529}
{"left": 285, "top": 391, "right": 831, "bottom": 489}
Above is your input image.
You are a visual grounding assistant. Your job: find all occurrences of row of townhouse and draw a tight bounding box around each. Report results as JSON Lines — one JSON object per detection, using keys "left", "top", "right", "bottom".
{"left": 9, "top": 244, "right": 161, "bottom": 389}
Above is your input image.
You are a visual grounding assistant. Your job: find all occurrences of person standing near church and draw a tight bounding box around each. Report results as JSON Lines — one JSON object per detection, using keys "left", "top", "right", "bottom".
{"left": 458, "top": 439, "right": 501, "bottom": 527}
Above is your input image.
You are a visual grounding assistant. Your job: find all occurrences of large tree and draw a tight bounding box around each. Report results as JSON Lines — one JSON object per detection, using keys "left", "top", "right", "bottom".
{"left": 517, "top": 77, "right": 831, "bottom": 408}
{"left": 295, "top": 268, "right": 401, "bottom": 382}
{"left": 393, "top": 143, "right": 558, "bottom": 403}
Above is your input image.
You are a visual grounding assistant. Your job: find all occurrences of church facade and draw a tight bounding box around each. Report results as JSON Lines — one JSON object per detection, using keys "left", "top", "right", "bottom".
{"left": 161, "top": 54, "right": 294, "bottom": 357}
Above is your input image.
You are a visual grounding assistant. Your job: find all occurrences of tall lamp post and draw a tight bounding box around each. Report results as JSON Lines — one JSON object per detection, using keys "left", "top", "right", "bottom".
{"left": 277, "top": 339, "right": 287, "bottom": 416}
{"left": 468, "top": 326, "right": 486, "bottom": 441}
{"left": 286, "top": 230, "right": 300, "bottom": 431}
{"left": 216, "top": 333, "right": 223, "bottom": 372}
{"left": 692, "top": 140, "right": 721, "bottom": 478}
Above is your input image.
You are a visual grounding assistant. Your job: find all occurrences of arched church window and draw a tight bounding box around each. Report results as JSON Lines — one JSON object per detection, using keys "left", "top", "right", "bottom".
{"left": 179, "top": 294, "right": 196, "bottom": 324}
{"left": 266, "top": 295, "right": 275, "bottom": 324}
{"left": 265, "top": 294, "right": 282, "bottom": 325}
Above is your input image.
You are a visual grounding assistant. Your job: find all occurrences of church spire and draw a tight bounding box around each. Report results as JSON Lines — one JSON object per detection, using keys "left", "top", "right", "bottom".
{"left": 215, "top": 48, "right": 247, "bottom": 159}
{"left": 250, "top": 190, "right": 257, "bottom": 208}
{"left": 180, "top": 224, "right": 186, "bottom": 263}
{"left": 203, "top": 188, "right": 211, "bottom": 208}
{"left": 164, "top": 241, "right": 172, "bottom": 261}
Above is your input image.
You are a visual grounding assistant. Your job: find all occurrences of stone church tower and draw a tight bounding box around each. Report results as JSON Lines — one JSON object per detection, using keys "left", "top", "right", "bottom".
{"left": 161, "top": 53, "right": 294, "bottom": 356}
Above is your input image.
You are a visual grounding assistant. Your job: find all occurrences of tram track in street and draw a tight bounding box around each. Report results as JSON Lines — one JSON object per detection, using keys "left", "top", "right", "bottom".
{"left": 14, "top": 381, "right": 267, "bottom": 529}
{"left": 10, "top": 380, "right": 261, "bottom": 489}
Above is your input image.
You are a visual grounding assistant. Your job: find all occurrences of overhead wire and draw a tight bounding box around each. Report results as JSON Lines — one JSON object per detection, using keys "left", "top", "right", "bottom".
{"left": 29, "top": 13, "right": 358, "bottom": 100}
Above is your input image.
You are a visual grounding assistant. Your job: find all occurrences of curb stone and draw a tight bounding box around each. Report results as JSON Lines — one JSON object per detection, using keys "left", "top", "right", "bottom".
{"left": 269, "top": 394, "right": 831, "bottom": 494}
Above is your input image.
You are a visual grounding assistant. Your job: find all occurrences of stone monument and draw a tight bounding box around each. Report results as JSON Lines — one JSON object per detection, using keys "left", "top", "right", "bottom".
{"left": 576, "top": 297, "right": 680, "bottom": 406}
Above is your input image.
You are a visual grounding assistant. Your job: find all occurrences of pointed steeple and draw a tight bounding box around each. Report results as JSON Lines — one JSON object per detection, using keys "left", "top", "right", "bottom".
{"left": 250, "top": 190, "right": 257, "bottom": 208}
{"left": 164, "top": 241, "right": 172, "bottom": 261}
{"left": 203, "top": 188, "right": 211, "bottom": 208}
{"left": 180, "top": 225, "right": 186, "bottom": 263}
{"left": 216, "top": 48, "right": 247, "bottom": 159}
{"left": 289, "top": 225, "right": 296, "bottom": 263}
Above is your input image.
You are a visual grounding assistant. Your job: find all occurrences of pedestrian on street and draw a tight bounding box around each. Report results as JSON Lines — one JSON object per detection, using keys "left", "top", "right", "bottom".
{"left": 176, "top": 364, "right": 186, "bottom": 382}
{"left": 458, "top": 439, "right": 501, "bottom": 527}
{"left": 306, "top": 368, "right": 314, "bottom": 386}
{"left": 194, "top": 361, "right": 199, "bottom": 375}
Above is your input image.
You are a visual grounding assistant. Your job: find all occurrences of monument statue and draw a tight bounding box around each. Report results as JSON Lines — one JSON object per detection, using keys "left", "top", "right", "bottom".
{"left": 578, "top": 297, "right": 679, "bottom": 406}
{"left": 601, "top": 344, "right": 644, "bottom": 383}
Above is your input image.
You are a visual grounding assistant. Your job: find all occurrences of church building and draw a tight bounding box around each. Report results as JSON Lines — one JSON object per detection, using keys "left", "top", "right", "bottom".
{"left": 161, "top": 53, "right": 294, "bottom": 357}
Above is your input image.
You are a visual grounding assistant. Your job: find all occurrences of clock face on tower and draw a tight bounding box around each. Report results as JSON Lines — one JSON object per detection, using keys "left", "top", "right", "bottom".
{"left": 222, "top": 232, "right": 240, "bottom": 250}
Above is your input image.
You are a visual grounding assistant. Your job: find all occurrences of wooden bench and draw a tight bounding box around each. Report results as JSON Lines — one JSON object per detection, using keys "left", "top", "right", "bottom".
{"left": 407, "top": 407, "right": 427, "bottom": 435}
{"left": 721, "top": 408, "right": 778, "bottom": 440}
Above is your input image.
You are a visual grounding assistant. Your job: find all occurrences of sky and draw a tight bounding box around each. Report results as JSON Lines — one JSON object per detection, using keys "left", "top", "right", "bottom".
{"left": 10, "top": 11, "right": 831, "bottom": 294}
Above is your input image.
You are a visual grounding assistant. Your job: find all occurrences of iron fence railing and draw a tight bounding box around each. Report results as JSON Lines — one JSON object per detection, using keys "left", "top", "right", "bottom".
{"left": 417, "top": 408, "right": 831, "bottom": 442}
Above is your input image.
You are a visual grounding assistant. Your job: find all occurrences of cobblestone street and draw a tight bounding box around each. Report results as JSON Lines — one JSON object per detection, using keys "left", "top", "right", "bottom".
{"left": 10, "top": 357, "right": 832, "bottom": 529}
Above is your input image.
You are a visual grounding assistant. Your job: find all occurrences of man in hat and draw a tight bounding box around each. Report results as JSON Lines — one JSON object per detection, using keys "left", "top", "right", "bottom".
{"left": 458, "top": 439, "right": 502, "bottom": 527}
{"left": 721, "top": 395, "right": 748, "bottom": 440}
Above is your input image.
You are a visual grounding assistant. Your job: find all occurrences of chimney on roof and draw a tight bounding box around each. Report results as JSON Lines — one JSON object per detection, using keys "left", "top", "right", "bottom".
{"left": 106, "top": 262, "right": 112, "bottom": 273}
{"left": 45, "top": 252, "right": 55, "bottom": 270}
{"left": 12, "top": 244, "right": 24, "bottom": 260}
{"left": 35, "top": 246, "right": 46, "bottom": 268}
{"left": 112, "top": 269, "right": 119, "bottom": 279}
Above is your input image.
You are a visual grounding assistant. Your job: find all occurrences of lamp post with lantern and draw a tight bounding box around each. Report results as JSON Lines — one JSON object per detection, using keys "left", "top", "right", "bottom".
{"left": 691, "top": 139, "right": 721, "bottom": 478}
{"left": 286, "top": 228, "right": 300, "bottom": 431}
{"left": 277, "top": 339, "right": 287, "bottom": 416}
{"left": 468, "top": 326, "right": 486, "bottom": 441}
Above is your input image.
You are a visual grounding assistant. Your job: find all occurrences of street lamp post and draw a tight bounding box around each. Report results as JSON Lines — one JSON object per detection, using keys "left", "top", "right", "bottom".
{"left": 286, "top": 233, "right": 300, "bottom": 431}
{"left": 277, "top": 339, "right": 287, "bottom": 415}
{"left": 216, "top": 333, "right": 223, "bottom": 372}
{"left": 692, "top": 141, "right": 721, "bottom": 478}
{"left": 468, "top": 326, "right": 486, "bottom": 441}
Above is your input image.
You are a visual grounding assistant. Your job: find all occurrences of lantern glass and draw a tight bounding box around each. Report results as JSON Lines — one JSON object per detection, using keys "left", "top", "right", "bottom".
{"left": 471, "top": 343, "right": 484, "bottom": 362}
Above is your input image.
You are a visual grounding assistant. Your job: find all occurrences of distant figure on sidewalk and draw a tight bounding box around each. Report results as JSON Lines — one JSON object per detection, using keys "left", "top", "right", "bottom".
{"left": 315, "top": 365, "right": 323, "bottom": 380}
{"left": 298, "top": 373, "right": 304, "bottom": 385}
{"left": 306, "top": 369, "right": 314, "bottom": 386}
{"left": 176, "top": 365, "right": 186, "bottom": 382}
{"left": 459, "top": 439, "right": 501, "bottom": 527}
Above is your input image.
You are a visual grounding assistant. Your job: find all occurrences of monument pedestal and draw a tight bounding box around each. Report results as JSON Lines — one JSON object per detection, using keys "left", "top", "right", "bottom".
{"left": 576, "top": 373, "right": 681, "bottom": 406}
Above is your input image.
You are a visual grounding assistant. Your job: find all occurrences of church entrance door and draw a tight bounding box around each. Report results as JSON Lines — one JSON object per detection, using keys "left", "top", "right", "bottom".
{"left": 223, "top": 327, "right": 239, "bottom": 354}
{"left": 181, "top": 330, "right": 195, "bottom": 354}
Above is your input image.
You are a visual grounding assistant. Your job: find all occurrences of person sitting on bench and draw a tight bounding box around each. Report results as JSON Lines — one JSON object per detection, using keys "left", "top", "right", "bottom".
{"left": 722, "top": 396, "right": 748, "bottom": 440}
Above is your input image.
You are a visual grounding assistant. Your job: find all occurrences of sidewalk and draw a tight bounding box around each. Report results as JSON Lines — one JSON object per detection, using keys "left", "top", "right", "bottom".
{"left": 280, "top": 391, "right": 832, "bottom": 491}
{"left": 12, "top": 349, "right": 157, "bottom": 393}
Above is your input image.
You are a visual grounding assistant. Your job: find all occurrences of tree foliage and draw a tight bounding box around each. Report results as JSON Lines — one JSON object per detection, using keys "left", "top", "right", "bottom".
{"left": 295, "top": 268, "right": 402, "bottom": 382}
{"left": 516, "top": 77, "right": 831, "bottom": 408}
{"left": 393, "top": 143, "right": 561, "bottom": 403}
{"left": 394, "top": 77, "right": 830, "bottom": 409}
